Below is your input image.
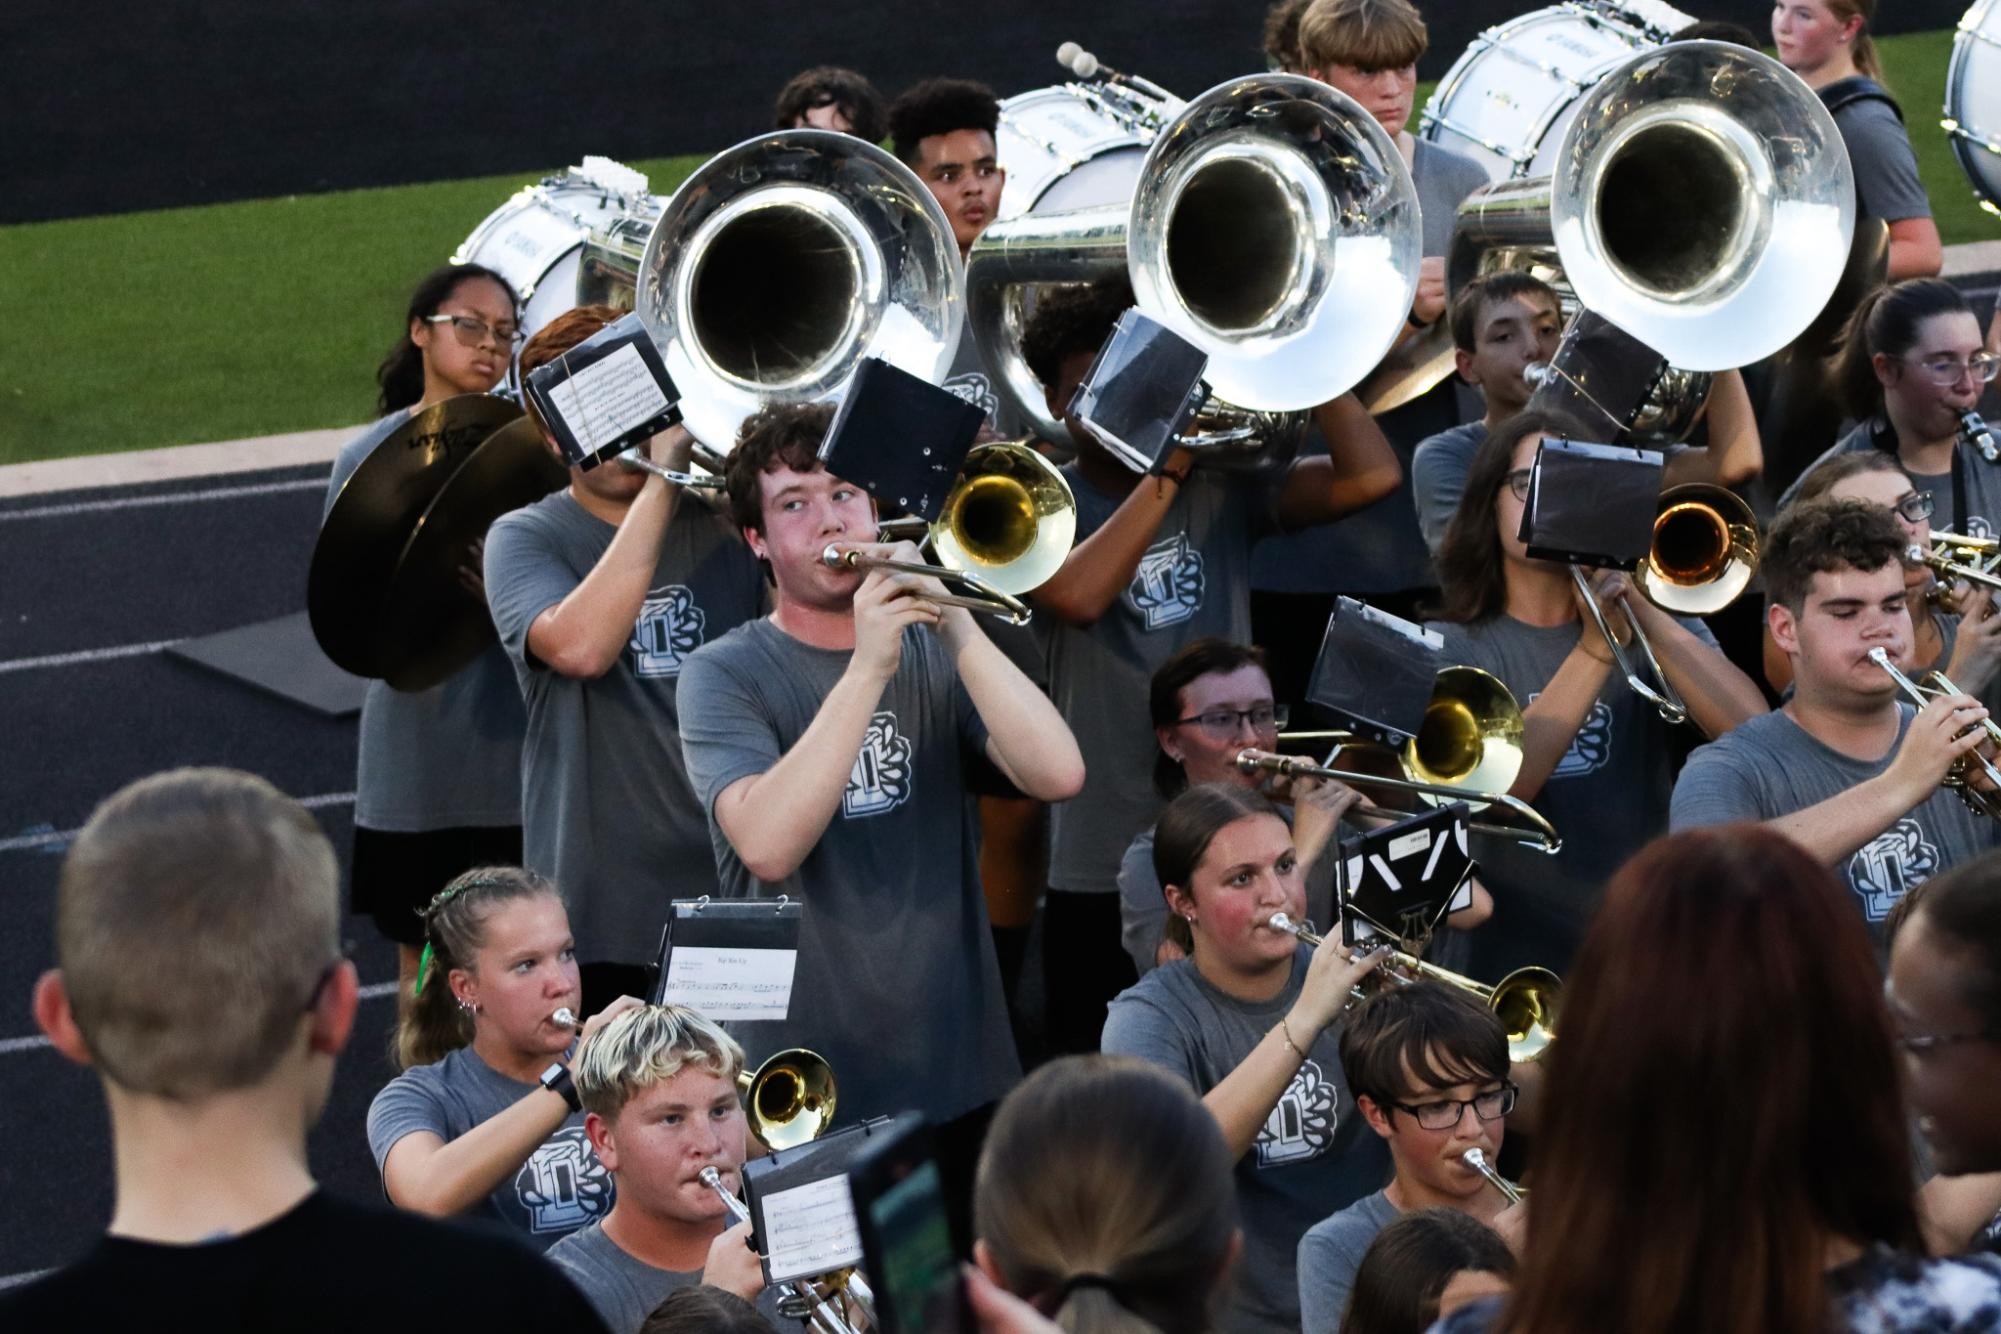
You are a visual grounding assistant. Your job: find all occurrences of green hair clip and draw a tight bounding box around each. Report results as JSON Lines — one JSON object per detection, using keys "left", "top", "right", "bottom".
{"left": 412, "top": 941, "right": 436, "bottom": 998}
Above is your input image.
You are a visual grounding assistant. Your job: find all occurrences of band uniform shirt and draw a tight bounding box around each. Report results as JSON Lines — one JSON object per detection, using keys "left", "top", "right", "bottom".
{"left": 1296, "top": 1188, "right": 1400, "bottom": 1334}
{"left": 943, "top": 315, "right": 1028, "bottom": 438}
{"left": 0, "top": 1190, "right": 611, "bottom": 1333}
{"left": 1044, "top": 468, "right": 1271, "bottom": 896}
{"left": 483, "top": 490, "right": 765, "bottom": 965}
{"left": 677, "top": 618, "right": 1019, "bottom": 1125}
{"left": 367, "top": 1046, "right": 613, "bottom": 1247}
{"left": 1411, "top": 420, "right": 1490, "bottom": 556}
{"left": 545, "top": 1222, "right": 793, "bottom": 1333}
{"left": 1820, "top": 81, "right": 1933, "bottom": 226}
{"left": 325, "top": 413, "right": 526, "bottom": 832}
{"left": 1118, "top": 812, "right": 1339, "bottom": 977}
{"left": 1670, "top": 704, "right": 2001, "bottom": 942}
{"left": 1248, "top": 138, "right": 1490, "bottom": 599}
{"left": 1428, "top": 614, "right": 1710, "bottom": 978}
{"left": 1103, "top": 943, "right": 1390, "bottom": 1334}
{"left": 1781, "top": 417, "right": 2001, "bottom": 543}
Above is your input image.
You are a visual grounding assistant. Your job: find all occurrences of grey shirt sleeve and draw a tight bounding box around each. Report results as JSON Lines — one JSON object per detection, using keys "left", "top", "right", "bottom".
{"left": 1100, "top": 991, "right": 1201, "bottom": 1086}
{"left": 677, "top": 642, "right": 785, "bottom": 815}
{"left": 1298, "top": 1200, "right": 1388, "bottom": 1334}
{"left": 365, "top": 1067, "right": 451, "bottom": 1172}
{"left": 1668, "top": 738, "right": 1766, "bottom": 832}
{"left": 1841, "top": 101, "right": 1933, "bottom": 223}
{"left": 1117, "top": 832, "right": 1167, "bottom": 976}
{"left": 485, "top": 510, "right": 580, "bottom": 673}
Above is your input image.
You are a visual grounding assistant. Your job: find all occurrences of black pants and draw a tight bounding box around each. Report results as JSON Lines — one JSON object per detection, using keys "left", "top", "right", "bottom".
{"left": 1040, "top": 890, "right": 1138, "bottom": 1057}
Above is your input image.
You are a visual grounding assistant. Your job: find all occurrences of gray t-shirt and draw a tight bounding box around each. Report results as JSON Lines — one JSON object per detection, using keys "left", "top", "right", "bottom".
{"left": 1297, "top": 1188, "right": 1400, "bottom": 1333}
{"left": 1428, "top": 613, "right": 1713, "bottom": 979}
{"left": 1412, "top": 421, "right": 1489, "bottom": 557}
{"left": 1102, "top": 947, "right": 1391, "bottom": 1333}
{"left": 1118, "top": 814, "right": 1339, "bottom": 977}
{"left": 325, "top": 413, "right": 527, "bottom": 832}
{"left": 1670, "top": 705, "right": 2001, "bottom": 941}
{"left": 1044, "top": 468, "right": 1270, "bottom": 894}
{"left": 1249, "top": 138, "right": 1490, "bottom": 598}
{"left": 365, "top": 1046, "right": 613, "bottom": 1247}
{"left": 1781, "top": 418, "right": 2001, "bottom": 542}
{"left": 677, "top": 618, "right": 1018, "bottom": 1124}
{"left": 483, "top": 490, "right": 765, "bottom": 965}
{"left": 545, "top": 1222, "right": 791, "bottom": 1334}
{"left": 943, "top": 316, "right": 1027, "bottom": 439}
{"left": 1831, "top": 95, "right": 1933, "bottom": 225}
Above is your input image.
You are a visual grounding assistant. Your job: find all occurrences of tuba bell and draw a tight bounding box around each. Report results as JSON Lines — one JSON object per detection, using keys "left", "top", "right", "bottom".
{"left": 967, "top": 74, "right": 1421, "bottom": 466}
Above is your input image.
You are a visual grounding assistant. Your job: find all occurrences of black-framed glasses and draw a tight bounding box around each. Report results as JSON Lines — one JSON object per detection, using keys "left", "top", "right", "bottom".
{"left": 1505, "top": 468, "right": 1534, "bottom": 503}
{"left": 424, "top": 312, "right": 523, "bottom": 349}
{"left": 1895, "top": 1029, "right": 1998, "bottom": 1055}
{"left": 1894, "top": 491, "right": 1937, "bottom": 523}
{"left": 1901, "top": 352, "right": 2001, "bottom": 387}
{"left": 1385, "top": 1081, "right": 1517, "bottom": 1130}
{"left": 1174, "top": 703, "right": 1289, "bottom": 736}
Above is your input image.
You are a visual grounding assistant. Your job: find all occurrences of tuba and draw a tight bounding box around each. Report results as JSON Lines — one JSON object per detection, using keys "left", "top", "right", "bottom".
{"left": 967, "top": 74, "right": 1422, "bottom": 467}
{"left": 634, "top": 129, "right": 966, "bottom": 455}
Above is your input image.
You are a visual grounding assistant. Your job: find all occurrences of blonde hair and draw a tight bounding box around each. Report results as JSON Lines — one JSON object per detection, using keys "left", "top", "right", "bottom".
{"left": 394, "top": 866, "right": 561, "bottom": 1071}
{"left": 1823, "top": 0, "right": 1883, "bottom": 82}
{"left": 574, "top": 1004, "right": 745, "bottom": 1121}
{"left": 56, "top": 768, "right": 340, "bottom": 1100}
{"left": 1299, "top": 0, "right": 1427, "bottom": 75}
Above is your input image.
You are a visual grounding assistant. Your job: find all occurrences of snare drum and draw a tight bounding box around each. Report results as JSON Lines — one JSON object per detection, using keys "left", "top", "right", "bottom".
{"left": 1945, "top": 0, "right": 2001, "bottom": 216}
{"left": 1419, "top": 1, "right": 1692, "bottom": 181}
{"left": 995, "top": 83, "right": 1177, "bottom": 219}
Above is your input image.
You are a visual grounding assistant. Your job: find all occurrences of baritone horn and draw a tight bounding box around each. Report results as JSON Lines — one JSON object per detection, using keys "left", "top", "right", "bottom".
{"left": 824, "top": 441, "right": 1077, "bottom": 625}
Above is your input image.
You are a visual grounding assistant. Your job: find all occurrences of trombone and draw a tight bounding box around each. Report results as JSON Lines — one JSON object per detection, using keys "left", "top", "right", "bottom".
{"left": 823, "top": 440, "right": 1076, "bottom": 626}
{"left": 1240, "top": 746, "right": 1560, "bottom": 853}
{"left": 1868, "top": 647, "right": 2001, "bottom": 820}
{"left": 1267, "top": 912, "right": 1561, "bottom": 1063}
{"left": 1574, "top": 484, "right": 1760, "bottom": 728}
{"left": 700, "top": 1166, "right": 875, "bottom": 1334}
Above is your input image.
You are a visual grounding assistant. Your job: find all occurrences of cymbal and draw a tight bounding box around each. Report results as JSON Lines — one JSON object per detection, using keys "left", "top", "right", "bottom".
{"left": 308, "top": 395, "right": 524, "bottom": 680}
{"left": 377, "top": 417, "right": 569, "bottom": 691}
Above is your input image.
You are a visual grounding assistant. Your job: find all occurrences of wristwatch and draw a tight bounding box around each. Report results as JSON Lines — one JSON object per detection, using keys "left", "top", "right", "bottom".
{"left": 539, "top": 1061, "right": 581, "bottom": 1113}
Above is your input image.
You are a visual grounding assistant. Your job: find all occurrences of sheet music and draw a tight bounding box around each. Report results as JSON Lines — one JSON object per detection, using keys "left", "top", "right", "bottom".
{"left": 762, "top": 1174, "right": 866, "bottom": 1285}
{"left": 661, "top": 945, "right": 797, "bottom": 1020}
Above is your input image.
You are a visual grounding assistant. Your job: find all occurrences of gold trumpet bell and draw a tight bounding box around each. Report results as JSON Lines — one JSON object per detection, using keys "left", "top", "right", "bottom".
{"left": 1636, "top": 484, "right": 1759, "bottom": 615}
{"left": 738, "top": 1048, "right": 838, "bottom": 1151}
{"left": 1489, "top": 966, "right": 1562, "bottom": 1064}
{"left": 1406, "top": 667, "right": 1528, "bottom": 807}
{"left": 928, "top": 442, "right": 1077, "bottom": 596}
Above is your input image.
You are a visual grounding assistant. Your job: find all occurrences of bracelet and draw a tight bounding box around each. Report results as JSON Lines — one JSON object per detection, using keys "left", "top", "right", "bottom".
{"left": 1277, "top": 1016, "right": 1307, "bottom": 1061}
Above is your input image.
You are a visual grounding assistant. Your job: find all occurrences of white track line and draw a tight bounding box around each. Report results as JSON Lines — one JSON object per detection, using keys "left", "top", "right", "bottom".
{"left": 0, "top": 1268, "right": 53, "bottom": 1291}
{"left": 0, "top": 979, "right": 401, "bottom": 1057}
{"left": 0, "top": 793, "right": 354, "bottom": 855}
{"left": 0, "top": 639, "right": 184, "bottom": 676}
{"left": 0, "top": 475, "right": 328, "bottom": 523}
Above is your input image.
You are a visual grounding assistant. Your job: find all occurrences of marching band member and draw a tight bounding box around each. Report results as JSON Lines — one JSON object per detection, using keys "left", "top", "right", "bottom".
{"left": 1026, "top": 279, "right": 1399, "bottom": 1053}
{"left": 1671, "top": 499, "right": 2001, "bottom": 941}
{"left": 1784, "top": 280, "right": 2001, "bottom": 540}
{"left": 327, "top": 263, "right": 529, "bottom": 998}
{"left": 1764, "top": 452, "right": 2001, "bottom": 702}
{"left": 1263, "top": 0, "right": 1309, "bottom": 73}
{"left": 484, "top": 307, "right": 765, "bottom": 993}
{"left": 1120, "top": 638, "right": 1490, "bottom": 975}
{"left": 1772, "top": 0, "right": 1942, "bottom": 281}
{"left": 546, "top": 1006, "right": 788, "bottom": 1333}
{"left": 771, "top": 65, "right": 885, "bottom": 141}
{"left": 1102, "top": 783, "right": 1391, "bottom": 1333}
{"left": 1430, "top": 410, "right": 1767, "bottom": 978}
{"left": 369, "top": 867, "right": 643, "bottom": 1247}
{"left": 675, "top": 403, "right": 1084, "bottom": 1215}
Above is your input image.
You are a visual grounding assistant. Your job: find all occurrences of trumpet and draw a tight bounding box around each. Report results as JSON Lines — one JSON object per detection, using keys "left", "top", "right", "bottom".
{"left": 1267, "top": 913, "right": 1561, "bottom": 1063}
{"left": 1462, "top": 1147, "right": 1523, "bottom": 1205}
{"left": 1867, "top": 648, "right": 2001, "bottom": 820}
{"left": 699, "top": 1166, "right": 875, "bottom": 1334}
{"left": 1915, "top": 531, "right": 2001, "bottom": 609}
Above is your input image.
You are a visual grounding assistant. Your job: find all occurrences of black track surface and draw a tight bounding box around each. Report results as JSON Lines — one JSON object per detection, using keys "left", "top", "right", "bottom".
{"left": 9, "top": 0, "right": 1965, "bottom": 222}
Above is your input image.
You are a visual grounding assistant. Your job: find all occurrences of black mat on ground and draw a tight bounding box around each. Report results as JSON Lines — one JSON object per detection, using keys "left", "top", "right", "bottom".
{"left": 9, "top": 0, "right": 1964, "bottom": 222}
{"left": 166, "top": 610, "right": 367, "bottom": 718}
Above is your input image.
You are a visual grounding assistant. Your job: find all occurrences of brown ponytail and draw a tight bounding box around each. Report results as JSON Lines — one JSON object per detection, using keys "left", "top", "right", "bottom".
{"left": 394, "top": 866, "right": 559, "bottom": 1070}
{"left": 1834, "top": 279, "right": 1973, "bottom": 422}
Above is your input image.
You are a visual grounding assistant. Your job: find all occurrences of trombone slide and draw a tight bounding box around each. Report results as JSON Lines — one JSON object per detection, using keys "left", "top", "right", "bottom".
{"left": 1235, "top": 748, "right": 1562, "bottom": 853}
{"left": 1570, "top": 566, "right": 1689, "bottom": 727}
{"left": 820, "top": 547, "right": 1032, "bottom": 624}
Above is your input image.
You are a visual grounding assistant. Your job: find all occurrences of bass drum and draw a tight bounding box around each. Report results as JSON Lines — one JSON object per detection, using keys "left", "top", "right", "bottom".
{"left": 1945, "top": 0, "right": 2001, "bottom": 216}
{"left": 1419, "top": 0, "right": 1692, "bottom": 181}
{"left": 994, "top": 83, "right": 1177, "bottom": 219}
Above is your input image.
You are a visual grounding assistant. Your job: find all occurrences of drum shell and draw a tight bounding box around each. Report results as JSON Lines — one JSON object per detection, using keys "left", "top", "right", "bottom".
{"left": 1946, "top": 0, "right": 2001, "bottom": 215}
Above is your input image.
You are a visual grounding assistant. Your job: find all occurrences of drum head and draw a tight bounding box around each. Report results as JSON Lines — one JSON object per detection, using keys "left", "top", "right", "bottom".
{"left": 996, "top": 85, "right": 1153, "bottom": 219}
{"left": 1947, "top": 0, "right": 2001, "bottom": 214}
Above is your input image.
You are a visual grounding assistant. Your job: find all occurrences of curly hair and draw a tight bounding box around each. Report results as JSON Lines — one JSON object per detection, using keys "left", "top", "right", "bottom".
{"left": 723, "top": 402, "right": 836, "bottom": 535}
{"left": 1263, "top": 0, "right": 1310, "bottom": 71}
{"left": 888, "top": 77, "right": 1000, "bottom": 164}
{"left": 1021, "top": 278, "right": 1135, "bottom": 391}
{"left": 1761, "top": 497, "right": 1910, "bottom": 615}
{"left": 772, "top": 65, "right": 887, "bottom": 143}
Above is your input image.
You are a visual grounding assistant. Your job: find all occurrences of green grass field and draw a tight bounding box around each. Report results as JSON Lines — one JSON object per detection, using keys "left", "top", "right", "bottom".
{"left": 0, "top": 27, "right": 1988, "bottom": 467}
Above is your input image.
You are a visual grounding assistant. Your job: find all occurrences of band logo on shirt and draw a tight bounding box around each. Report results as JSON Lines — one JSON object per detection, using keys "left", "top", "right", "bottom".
{"left": 844, "top": 711, "right": 914, "bottom": 819}
{"left": 629, "top": 584, "right": 706, "bottom": 678}
{"left": 1255, "top": 1058, "right": 1339, "bottom": 1167}
{"left": 943, "top": 371, "right": 999, "bottom": 426}
{"left": 1127, "top": 533, "right": 1206, "bottom": 631}
{"left": 1848, "top": 817, "right": 1941, "bottom": 921}
{"left": 1527, "top": 694, "right": 1612, "bottom": 778}
{"left": 1968, "top": 515, "right": 1995, "bottom": 542}
{"left": 515, "top": 1126, "right": 613, "bottom": 1233}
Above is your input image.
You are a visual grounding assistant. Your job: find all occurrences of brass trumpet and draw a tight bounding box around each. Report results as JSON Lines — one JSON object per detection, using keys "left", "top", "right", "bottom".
{"left": 1462, "top": 1147, "right": 1523, "bottom": 1205}
{"left": 1868, "top": 648, "right": 2001, "bottom": 820}
{"left": 1916, "top": 530, "right": 2001, "bottom": 610}
{"left": 1267, "top": 913, "right": 1561, "bottom": 1063}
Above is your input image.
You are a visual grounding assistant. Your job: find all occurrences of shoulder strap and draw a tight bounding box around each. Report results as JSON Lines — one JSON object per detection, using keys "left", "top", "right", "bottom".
{"left": 1818, "top": 76, "right": 1903, "bottom": 123}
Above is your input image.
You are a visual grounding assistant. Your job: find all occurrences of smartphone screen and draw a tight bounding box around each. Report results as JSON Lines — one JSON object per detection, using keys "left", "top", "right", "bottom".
{"left": 864, "top": 1157, "right": 970, "bottom": 1334}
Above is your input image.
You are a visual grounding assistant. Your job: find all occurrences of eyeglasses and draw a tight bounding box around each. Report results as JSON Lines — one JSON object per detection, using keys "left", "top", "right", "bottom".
{"left": 1385, "top": 1081, "right": 1517, "bottom": 1131}
{"left": 1174, "top": 704, "right": 1288, "bottom": 736}
{"left": 424, "top": 313, "right": 523, "bottom": 349}
{"left": 1895, "top": 1029, "right": 1997, "bottom": 1055}
{"left": 1505, "top": 468, "right": 1534, "bottom": 502}
{"left": 1894, "top": 491, "right": 1937, "bottom": 523}
{"left": 1901, "top": 352, "right": 2001, "bottom": 387}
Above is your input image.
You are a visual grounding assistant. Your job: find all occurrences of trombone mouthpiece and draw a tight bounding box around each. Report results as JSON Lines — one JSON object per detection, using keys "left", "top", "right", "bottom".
{"left": 699, "top": 1166, "right": 722, "bottom": 1188}
{"left": 1523, "top": 363, "right": 1554, "bottom": 386}
{"left": 1868, "top": 647, "right": 1893, "bottom": 667}
{"left": 552, "top": 1007, "right": 578, "bottom": 1028}
{"left": 1268, "top": 912, "right": 1298, "bottom": 934}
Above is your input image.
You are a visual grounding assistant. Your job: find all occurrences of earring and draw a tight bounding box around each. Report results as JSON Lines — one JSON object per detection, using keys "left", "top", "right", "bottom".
{"left": 456, "top": 997, "right": 478, "bottom": 1015}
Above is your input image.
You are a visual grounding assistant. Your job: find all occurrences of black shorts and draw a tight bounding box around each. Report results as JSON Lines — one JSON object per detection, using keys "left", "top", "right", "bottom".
{"left": 349, "top": 824, "right": 524, "bottom": 946}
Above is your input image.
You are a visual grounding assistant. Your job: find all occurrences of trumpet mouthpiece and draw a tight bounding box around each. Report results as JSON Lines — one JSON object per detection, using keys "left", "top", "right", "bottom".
{"left": 1462, "top": 1147, "right": 1490, "bottom": 1170}
{"left": 1868, "top": 647, "right": 1892, "bottom": 666}
{"left": 1907, "top": 544, "right": 1928, "bottom": 563}
{"left": 699, "top": 1166, "right": 722, "bottom": 1187}
{"left": 1268, "top": 912, "right": 1297, "bottom": 933}
{"left": 552, "top": 1008, "right": 578, "bottom": 1028}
